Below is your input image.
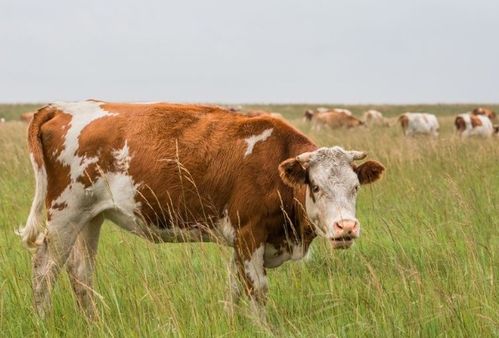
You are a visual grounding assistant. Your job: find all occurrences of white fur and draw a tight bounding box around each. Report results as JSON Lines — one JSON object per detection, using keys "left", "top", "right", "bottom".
{"left": 219, "top": 219, "right": 236, "bottom": 245}
{"left": 303, "top": 147, "right": 360, "bottom": 239}
{"left": 458, "top": 113, "right": 494, "bottom": 137}
{"left": 52, "top": 101, "right": 117, "bottom": 181}
{"left": 244, "top": 244, "right": 267, "bottom": 291}
{"left": 48, "top": 143, "right": 141, "bottom": 235}
{"left": 244, "top": 128, "right": 273, "bottom": 157}
{"left": 263, "top": 242, "right": 306, "bottom": 268}
{"left": 402, "top": 112, "right": 439, "bottom": 136}
{"left": 213, "top": 210, "right": 236, "bottom": 245}
{"left": 112, "top": 141, "right": 131, "bottom": 171}
{"left": 363, "top": 110, "right": 385, "bottom": 127}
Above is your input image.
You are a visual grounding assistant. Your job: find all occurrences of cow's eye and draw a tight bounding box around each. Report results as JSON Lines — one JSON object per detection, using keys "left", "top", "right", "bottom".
{"left": 312, "top": 185, "right": 320, "bottom": 193}
{"left": 353, "top": 185, "right": 360, "bottom": 193}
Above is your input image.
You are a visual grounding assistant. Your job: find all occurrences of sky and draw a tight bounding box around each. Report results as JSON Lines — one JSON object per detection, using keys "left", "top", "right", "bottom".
{"left": 1, "top": 0, "right": 498, "bottom": 103}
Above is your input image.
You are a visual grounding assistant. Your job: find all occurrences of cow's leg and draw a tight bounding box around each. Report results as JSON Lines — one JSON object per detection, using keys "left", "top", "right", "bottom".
{"left": 66, "top": 215, "right": 103, "bottom": 318}
{"left": 234, "top": 227, "right": 268, "bottom": 313}
{"left": 32, "top": 217, "right": 86, "bottom": 317}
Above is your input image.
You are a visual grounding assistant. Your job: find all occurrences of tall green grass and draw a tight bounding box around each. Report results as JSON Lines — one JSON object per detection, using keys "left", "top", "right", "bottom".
{"left": 0, "top": 105, "right": 497, "bottom": 337}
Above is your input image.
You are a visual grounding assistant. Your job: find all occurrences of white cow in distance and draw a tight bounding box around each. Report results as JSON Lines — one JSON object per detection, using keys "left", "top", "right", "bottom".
{"left": 398, "top": 112, "right": 439, "bottom": 137}
{"left": 363, "top": 110, "right": 389, "bottom": 127}
{"left": 455, "top": 113, "right": 494, "bottom": 138}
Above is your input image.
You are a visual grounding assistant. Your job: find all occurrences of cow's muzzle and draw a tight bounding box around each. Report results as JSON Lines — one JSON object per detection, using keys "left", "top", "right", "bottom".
{"left": 330, "top": 219, "right": 360, "bottom": 249}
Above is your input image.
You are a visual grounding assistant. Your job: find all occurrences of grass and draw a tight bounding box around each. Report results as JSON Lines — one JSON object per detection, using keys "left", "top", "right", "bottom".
{"left": 0, "top": 104, "right": 498, "bottom": 337}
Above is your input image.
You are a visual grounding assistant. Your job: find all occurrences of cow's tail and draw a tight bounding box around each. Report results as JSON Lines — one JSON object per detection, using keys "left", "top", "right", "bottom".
{"left": 17, "top": 105, "right": 56, "bottom": 249}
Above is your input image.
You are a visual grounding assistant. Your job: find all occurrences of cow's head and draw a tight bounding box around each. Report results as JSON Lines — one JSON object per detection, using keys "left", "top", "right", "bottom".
{"left": 279, "top": 146, "right": 384, "bottom": 249}
{"left": 304, "top": 110, "right": 315, "bottom": 121}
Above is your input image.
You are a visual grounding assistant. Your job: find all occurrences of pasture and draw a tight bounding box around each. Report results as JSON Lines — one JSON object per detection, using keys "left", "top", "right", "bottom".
{"left": 0, "top": 104, "right": 497, "bottom": 337}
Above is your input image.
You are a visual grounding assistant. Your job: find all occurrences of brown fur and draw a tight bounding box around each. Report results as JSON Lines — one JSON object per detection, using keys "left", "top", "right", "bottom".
{"left": 472, "top": 107, "right": 496, "bottom": 120}
{"left": 470, "top": 115, "right": 483, "bottom": 128}
{"left": 398, "top": 114, "right": 409, "bottom": 131}
{"left": 304, "top": 110, "right": 314, "bottom": 121}
{"left": 353, "top": 161, "right": 385, "bottom": 185}
{"left": 454, "top": 116, "right": 466, "bottom": 132}
{"left": 313, "top": 111, "right": 363, "bottom": 129}
{"left": 278, "top": 158, "right": 308, "bottom": 187}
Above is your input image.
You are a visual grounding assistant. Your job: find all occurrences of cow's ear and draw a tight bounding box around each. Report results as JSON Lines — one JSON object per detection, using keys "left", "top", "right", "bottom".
{"left": 354, "top": 160, "right": 385, "bottom": 185}
{"left": 278, "top": 158, "right": 308, "bottom": 187}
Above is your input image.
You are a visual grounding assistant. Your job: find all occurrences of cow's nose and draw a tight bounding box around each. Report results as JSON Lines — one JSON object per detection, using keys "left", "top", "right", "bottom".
{"left": 334, "top": 219, "right": 359, "bottom": 237}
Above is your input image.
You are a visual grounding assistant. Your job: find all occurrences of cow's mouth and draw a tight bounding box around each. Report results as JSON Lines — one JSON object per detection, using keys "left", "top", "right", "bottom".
{"left": 330, "top": 236, "right": 355, "bottom": 249}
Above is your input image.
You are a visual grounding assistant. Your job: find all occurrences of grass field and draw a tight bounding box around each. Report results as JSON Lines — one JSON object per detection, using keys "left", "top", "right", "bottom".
{"left": 0, "top": 104, "right": 497, "bottom": 337}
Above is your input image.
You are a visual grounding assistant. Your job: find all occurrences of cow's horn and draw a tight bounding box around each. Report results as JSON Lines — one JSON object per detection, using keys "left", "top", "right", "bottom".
{"left": 348, "top": 150, "right": 367, "bottom": 161}
{"left": 296, "top": 151, "right": 314, "bottom": 167}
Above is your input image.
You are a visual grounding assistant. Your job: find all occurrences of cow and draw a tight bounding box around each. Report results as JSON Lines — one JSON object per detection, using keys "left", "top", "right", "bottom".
{"left": 398, "top": 113, "right": 439, "bottom": 137}
{"left": 18, "top": 100, "right": 385, "bottom": 318}
{"left": 21, "top": 111, "right": 35, "bottom": 123}
{"left": 304, "top": 109, "right": 315, "bottom": 121}
{"left": 312, "top": 111, "right": 364, "bottom": 131}
{"left": 304, "top": 108, "right": 352, "bottom": 122}
{"left": 472, "top": 107, "right": 496, "bottom": 121}
{"left": 454, "top": 113, "right": 494, "bottom": 137}
{"left": 363, "top": 110, "right": 388, "bottom": 127}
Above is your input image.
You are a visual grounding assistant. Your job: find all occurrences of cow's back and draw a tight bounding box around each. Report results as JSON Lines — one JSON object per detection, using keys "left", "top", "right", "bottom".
{"left": 39, "top": 101, "right": 314, "bottom": 230}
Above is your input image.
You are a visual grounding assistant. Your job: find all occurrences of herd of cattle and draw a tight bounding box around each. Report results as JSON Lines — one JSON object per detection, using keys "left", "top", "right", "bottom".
{"left": 5, "top": 101, "right": 497, "bottom": 319}
{"left": 305, "top": 106, "right": 498, "bottom": 137}
{"left": 6, "top": 106, "right": 499, "bottom": 138}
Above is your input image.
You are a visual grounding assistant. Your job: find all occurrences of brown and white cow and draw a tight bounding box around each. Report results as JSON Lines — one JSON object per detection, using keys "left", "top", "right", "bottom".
{"left": 455, "top": 112, "right": 495, "bottom": 137}
{"left": 304, "top": 108, "right": 352, "bottom": 122}
{"left": 398, "top": 112, "right": 439, "bottom": 137}
{"left": 472, "top": 107, "right": 496, "bottom": 121}
{"left": 18, "top": 100, "right": 384, "bottom": 317}
{"left": 312, "top": 111, "right": 364, "bottom": 130}
{"left": 363, "top": 110, "right": 389, "bottom": 127}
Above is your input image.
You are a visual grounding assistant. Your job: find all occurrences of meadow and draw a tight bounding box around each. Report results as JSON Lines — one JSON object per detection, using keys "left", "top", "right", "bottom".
{"left": 0, "top": 104, "right": 497, "bottom": 337}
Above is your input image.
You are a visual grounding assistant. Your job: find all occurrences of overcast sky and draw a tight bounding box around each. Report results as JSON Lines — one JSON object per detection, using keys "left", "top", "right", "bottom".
{"left": 1, "top": 0, "right": 498, "bottom": 103}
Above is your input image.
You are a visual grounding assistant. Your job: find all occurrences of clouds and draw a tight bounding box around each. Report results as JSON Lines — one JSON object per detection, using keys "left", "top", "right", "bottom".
{"left": 1, "top": 0, "right": 498, "bottom": 103}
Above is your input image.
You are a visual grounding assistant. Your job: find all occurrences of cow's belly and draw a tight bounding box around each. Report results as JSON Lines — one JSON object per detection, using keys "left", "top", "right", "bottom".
{"left": 263, "top": 242, "right": 306, "bottom": 268}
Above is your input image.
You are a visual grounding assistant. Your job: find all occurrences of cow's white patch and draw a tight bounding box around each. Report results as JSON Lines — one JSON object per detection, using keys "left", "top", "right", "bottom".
{"left": 52, "top": 101, "right": 117, "bottom": 181}
{"left": 113, "top": 141, "right": 131, "bottom": 172}
{"left": 458, "top": 113, "right": 493, "bottom": 137}
{"left": 215, "top": 211, "right": 236, "bottom": 245}
{"left": 402, "top": 112, "right": 439, "bottom": 136}
{"left": 244, "top": 128, "right": 273, "bottom": 157}
{"left": 49, "top": 172, "right": 140, "bottom": 227}
{"left": 263, "top": 242, "right": 306, "bottom": 268}
{"left": 48, "top": 137, "right": 140, "bottom": 244}
{"left": 244, "top": 244, "right": 267, "bottom": 291}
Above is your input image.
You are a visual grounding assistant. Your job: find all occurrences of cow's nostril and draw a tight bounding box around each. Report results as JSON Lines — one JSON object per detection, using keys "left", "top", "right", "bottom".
{"left": 335, "top": 222, "right": 343, "bottom": 230}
